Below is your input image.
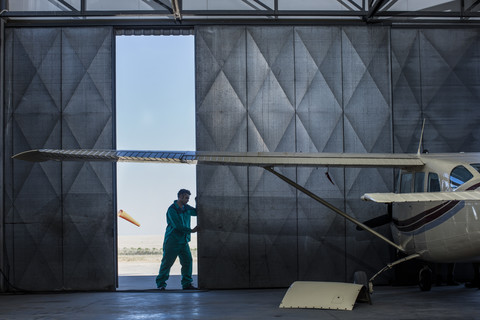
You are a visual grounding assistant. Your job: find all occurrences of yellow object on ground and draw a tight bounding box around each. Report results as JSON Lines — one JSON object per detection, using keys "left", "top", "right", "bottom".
{"left": 279, "top": 281, "right": 365, "bottom": 311}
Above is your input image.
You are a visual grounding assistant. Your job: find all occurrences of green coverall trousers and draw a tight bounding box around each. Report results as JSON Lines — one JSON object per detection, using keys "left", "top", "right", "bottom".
{"left": 155, "top": 239, "right": 193, "bottom": 289}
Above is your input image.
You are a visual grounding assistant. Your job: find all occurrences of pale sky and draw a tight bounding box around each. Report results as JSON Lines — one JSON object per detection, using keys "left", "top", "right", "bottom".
{"left": 116, "top": 35, "right": 196, "bottom": 236}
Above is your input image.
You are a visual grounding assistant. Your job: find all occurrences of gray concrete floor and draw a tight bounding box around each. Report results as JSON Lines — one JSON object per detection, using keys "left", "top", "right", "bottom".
{"left": 0, "top": 276, "right": 479, "bottom": 320}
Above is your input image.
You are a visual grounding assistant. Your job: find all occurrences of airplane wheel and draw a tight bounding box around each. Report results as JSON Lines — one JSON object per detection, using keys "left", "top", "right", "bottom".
{"left": 419, "top": 266, "right": 432, "bottom": 291}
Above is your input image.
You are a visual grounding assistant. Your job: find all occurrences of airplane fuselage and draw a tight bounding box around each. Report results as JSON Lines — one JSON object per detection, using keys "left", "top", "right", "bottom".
{"left": 391, "top": 153, "right": 480, "bottom": 263}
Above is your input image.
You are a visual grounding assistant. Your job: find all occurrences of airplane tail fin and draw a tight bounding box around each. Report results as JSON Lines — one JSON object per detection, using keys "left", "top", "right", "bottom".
{"left": 417, "top": 118, "right": 426, "bottom": 155}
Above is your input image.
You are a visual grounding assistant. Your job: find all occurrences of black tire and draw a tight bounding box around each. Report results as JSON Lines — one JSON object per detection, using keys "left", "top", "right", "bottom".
{"left": 419, "top": 266, "right": 432, "bottom": 291}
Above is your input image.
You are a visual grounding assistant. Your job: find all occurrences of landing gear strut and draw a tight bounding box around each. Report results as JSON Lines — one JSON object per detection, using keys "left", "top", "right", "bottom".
{"left": 369, "top": 253, "right": 421, "bottom": 293}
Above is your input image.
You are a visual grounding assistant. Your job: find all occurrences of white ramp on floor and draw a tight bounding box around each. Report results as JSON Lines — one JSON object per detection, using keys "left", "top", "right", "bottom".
{"left": 279, "top": 281, "right": 364, "bottom": 311}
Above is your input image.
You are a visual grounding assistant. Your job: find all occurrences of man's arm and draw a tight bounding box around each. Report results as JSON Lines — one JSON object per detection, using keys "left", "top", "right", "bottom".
{"left": 185, "top": 205, "right": 198, "bottom": 232}
{"left": 185, "top": 204, "right": 197, "bottom": 217}
{"left": 167, "top": 207, "right": 193, "bottom": 233}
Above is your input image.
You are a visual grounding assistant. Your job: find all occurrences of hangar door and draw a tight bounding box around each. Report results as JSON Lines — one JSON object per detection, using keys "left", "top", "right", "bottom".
{"left": 3, "top": 27, "right": 115, "bottom": 291}
{"left": 195, "top": 25, "right": 394, "bottom": 289}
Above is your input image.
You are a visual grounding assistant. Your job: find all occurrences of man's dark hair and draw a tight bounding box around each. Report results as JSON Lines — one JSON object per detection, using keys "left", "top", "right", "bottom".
{"left": 178, "top": 189, "right": 191, "bottom": 197}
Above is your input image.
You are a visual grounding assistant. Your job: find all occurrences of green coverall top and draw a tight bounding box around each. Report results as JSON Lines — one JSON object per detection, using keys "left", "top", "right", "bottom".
{"left": 164, "top": 200, "right": 197, "bottom": 244}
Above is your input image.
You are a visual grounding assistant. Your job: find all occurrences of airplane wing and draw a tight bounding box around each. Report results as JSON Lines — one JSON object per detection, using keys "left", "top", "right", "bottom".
{"left": 12, "top": 149, "right": 424, "bottom": 168}
{"left": 362, "top": 191, "right": 480, "bottom": 203}
{"left": 13, "top": 148, "right": 419, "bottom": 253}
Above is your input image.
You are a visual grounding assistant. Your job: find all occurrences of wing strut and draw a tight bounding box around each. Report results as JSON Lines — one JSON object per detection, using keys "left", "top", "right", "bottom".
{"left": 263, "top": 166, "right": 406, "bottom": 253}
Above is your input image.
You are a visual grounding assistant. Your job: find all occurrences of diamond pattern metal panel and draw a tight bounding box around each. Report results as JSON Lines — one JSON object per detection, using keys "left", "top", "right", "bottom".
{"left": 344, "top": 167, "right": 394, "bottom": 283}
{"left": 294, "top": 27, "right": 346, "bottom": 282}
{"left": 342, "top": 27, "right": 392, "bottom": 154}
{"left": 61, "top": 27, "right": 114, "bottom": 290}
{"left": 248, "top": 166, "right": 298, "bottom": 287}
{"left": 391, "top": 29, "right": 423, "bottom": 153}
{"left": 341, "top": 27, "right": 394, "bottom": 282}
{"left": 196, "top": 25, "right": 397, "bottom": 288}
{"left": 3, "top": 29, "right": 14, "bottom": 292}
{"left": 296, "top": 167, "right": 347, "bottom": 282}
{"left": 3, "top": 27, "right": 114, "bottom": 291}
{"left": 247, "top": 27, "right": 295, "bottom": 153}
{"left": 246, "top": 26, "right": 298, "bottom": 287}
{"left": 419, "top": 29, "right": 480, "bottom": 152}
{"left": 392, "top": 28, "right": 480, "bottom": 153}
{"left": 195, "top": 26, "right": 250, "bottom": 288}
{"left": 196, "top": 27, "right": 247, "bottom": 153}
{"left": 62, "top": 28, "right": 114, "bottom": 149}
{"left": 196, "top": 194, "right": 249, "bottom": 289}
{"left": 295, "top": 27, "right": 343, "bottom": 154}
{"left": 4, "top": 28, "right": 63, "bottom": 291}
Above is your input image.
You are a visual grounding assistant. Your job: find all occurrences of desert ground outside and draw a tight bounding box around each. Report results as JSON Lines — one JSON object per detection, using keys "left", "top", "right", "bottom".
{"left": 118, "top": 234, "right": 197, "bottom": 276}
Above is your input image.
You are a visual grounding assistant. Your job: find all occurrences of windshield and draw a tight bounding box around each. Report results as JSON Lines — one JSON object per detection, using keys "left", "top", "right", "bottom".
{"left": 450, "top": 165, "right": 473, "bottom": 189}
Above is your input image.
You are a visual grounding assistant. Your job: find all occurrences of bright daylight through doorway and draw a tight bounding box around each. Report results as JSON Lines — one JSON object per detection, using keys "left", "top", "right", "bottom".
{"left": 115, "top": 35, "right": 196, "bottom": 286}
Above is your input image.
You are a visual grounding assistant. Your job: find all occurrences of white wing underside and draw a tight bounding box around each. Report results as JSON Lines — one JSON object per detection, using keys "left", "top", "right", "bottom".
{"left": 15, "top": 148, "right": 418, "bottom": 252}
{"left": 13, "top": 149, "right": 424, "bottom": 168}
{"left": 14, "top": 150, "right": 479, "bottom": 207}
{"left": 22, "top": 149, "right": 476, "bottom": 203}
{"left": 362, "top": 191, "right": 480, "bottom": 203}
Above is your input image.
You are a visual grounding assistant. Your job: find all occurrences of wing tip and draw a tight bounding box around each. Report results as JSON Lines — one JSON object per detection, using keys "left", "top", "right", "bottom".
{"left": 12, "top": 150, "right": 48, "bottom": 162}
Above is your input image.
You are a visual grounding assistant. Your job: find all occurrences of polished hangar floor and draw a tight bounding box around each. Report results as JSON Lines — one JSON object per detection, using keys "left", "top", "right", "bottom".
{"left": 0, "top": 275, "right": 479, "bottom": 320}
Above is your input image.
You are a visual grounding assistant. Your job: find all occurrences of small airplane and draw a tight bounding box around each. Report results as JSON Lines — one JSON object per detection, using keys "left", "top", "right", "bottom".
{"left": 12, "top": 132, "right": 480, "bottom": 294}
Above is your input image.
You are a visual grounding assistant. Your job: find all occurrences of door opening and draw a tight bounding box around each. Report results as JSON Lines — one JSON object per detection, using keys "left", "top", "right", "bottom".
{"left": 115, "top": 34, "right": 196, "bottom": 290}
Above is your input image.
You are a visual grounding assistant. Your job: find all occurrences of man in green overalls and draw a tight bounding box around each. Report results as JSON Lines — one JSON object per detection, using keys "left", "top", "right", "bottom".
{"left": 156, "top": 189, "right": 198, "bottom": 290}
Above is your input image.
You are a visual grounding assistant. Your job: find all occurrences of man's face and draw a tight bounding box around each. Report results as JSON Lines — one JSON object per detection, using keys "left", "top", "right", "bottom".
{"left": 178, "top": 193, "right": 190, "bottom": 206}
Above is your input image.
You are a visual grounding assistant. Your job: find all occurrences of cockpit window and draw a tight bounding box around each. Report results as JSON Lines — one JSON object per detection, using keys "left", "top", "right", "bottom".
{"left": 414, "top": 172, "right": 425, "bottom": 192}
{"left": 428, "top": 172, "right": 440, "bottom": 192}
{"left": 450, "top": 165, "right": 473, "bottom": 189}
{"left": 400, "top": 172, "right": 412, "bottom": 193}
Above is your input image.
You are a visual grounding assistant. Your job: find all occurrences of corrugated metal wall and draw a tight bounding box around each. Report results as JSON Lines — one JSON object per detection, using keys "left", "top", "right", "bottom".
{"left": 196, "top": 26, "right": 480, "bottom": 289}
{"left": 3, "top": 27, "right": 115, "bottom": 291}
